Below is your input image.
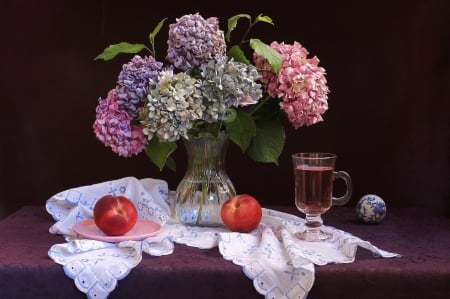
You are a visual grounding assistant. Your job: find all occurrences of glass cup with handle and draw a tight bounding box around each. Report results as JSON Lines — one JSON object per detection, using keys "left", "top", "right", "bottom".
{"left": 292, "top": 152, "right": 353, "bottom": 241}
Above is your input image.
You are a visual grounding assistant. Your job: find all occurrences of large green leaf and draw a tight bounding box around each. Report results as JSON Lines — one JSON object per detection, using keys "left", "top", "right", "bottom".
{"left": 94, "top": 42, "right": 146, "bottom": 61}
{"left": 246, "top": 118, "right": 285, "bottom": 164}
{"left": 145, "top": 138, "right": 177, "bottom": 171}
{"left": 250, "top": 39, "right": 282, "bottom": 73}
{"left": 225, "top": 109, "right": 256, "bottom": 152}
{"left": 227, "top": 45, "right": 250, "bottom": 65}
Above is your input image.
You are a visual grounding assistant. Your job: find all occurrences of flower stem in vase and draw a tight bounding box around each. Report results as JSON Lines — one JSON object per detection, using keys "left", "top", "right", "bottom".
{"left": 197, "top": 181, "right": 209, "bottom": 225}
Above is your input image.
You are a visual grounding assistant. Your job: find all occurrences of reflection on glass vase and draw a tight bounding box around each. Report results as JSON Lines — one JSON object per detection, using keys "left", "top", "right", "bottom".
{"left": 175, "top": 132, "right": 236, "bottom": 226}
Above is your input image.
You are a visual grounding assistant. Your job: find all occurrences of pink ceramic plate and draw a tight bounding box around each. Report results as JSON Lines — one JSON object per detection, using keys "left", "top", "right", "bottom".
{"left": 73, "top": 218, "right": 162, "bottom": 242}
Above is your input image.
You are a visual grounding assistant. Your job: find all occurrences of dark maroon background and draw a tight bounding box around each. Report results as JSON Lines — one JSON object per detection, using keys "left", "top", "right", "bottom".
{"left": 0, "top": 0, "right": 448, "bottom": 219}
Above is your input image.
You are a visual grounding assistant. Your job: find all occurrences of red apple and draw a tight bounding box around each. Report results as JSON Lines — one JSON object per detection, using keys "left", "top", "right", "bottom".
{"left": 93, "top": 195, "right": 138, "bottom": 236}
{"left": 221, "top": 194, "right": 262, "bottom": 233}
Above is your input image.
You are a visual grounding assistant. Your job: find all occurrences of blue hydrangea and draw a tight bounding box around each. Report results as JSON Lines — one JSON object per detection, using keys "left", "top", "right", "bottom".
{"left": 116, "top": 55, "right": 164, "bottom": 118}
{"left": 196, "top": 58, "right": 263, "bottom": 122}
{"left": 166, "top": 13, "right": 226, "bottom": 71}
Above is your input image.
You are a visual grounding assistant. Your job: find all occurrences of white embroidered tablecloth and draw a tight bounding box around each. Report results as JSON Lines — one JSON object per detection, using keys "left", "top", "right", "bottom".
{"left": 46, "top": 177, "right": 400, "bottom": 299}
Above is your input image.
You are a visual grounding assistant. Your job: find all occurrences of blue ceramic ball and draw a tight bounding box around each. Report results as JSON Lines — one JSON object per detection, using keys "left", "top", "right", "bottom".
{"left": 356, "top": 194, "right": 387, "bottom": 224}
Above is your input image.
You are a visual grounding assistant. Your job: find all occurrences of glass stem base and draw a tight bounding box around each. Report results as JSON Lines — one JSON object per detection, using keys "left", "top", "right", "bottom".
{"left": 296, "top": 214, "right": 332, "bottom": 242}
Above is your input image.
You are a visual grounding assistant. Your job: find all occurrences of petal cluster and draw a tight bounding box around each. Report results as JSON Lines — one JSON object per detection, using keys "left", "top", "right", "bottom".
{"left": 196, "top": 58, "right": 263, "bottom": 122}
{"left": 166, "top": 13, "right": 227, "bottom": 71}
{"left": 93, "top": 89, "right": 148, "bottom": 157}
{"left": 254, "top": 41, "right": 329, "bottom": 128}
{"left": 141, "top": 70, "right": 203, "bottom": 142}
{"left": 116, "top": 55, "right": 164, "bottom": 118}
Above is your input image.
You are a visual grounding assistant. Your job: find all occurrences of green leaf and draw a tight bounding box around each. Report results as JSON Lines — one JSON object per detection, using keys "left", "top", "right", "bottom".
{"left": 94, "top": 42, "right": 146, "bottom": 61}
{"left": 149, "top": 18, "right": 167, "bottom": 48}
{"left": 165, "top": 156, "right": 176, "bottom": 172}
{"left": 255, "top": 14, "right": 275, "bottom": 25}
{"left": 144, "top": 138, "right": 177, "bottom": 171}
{"left": 250, "top": 38, "right": 282, "bottom": 73}
{"left": 226, "top": 14, "right": 251, "bottom": 42}
{"left": 223, "top": 108, "right": 237, "bottom": 124}
{"left": 225, "top": 109, "right": 256, "bottom": 152}
{"left": 227, "top": 45, "right": 250, "bottom": 65}
{"left": 246, "top": 118, "right": 285, "bottom": 164}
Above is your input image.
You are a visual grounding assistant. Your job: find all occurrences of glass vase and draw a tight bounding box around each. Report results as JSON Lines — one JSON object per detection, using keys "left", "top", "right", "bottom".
{"left": 175, "top": 132, "right": 236, "bottom": 226}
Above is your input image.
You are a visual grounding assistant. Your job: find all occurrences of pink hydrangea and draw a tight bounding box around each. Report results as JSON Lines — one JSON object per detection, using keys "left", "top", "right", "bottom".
{"left": 93, "top": 89, "right": 148, "bottom": 157}
{"left": 254, "top": 41, "right": 329, "bottom": 128}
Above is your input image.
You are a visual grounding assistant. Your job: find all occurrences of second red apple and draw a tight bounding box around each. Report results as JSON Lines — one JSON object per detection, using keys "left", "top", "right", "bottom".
{"left": 221, "top": 194, "right": 262, "bottom": 233}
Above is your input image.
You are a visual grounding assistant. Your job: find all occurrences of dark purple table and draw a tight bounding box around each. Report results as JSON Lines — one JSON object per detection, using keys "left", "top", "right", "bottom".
{"left": 0, "top": 205, "right": 449, "bottom": 298}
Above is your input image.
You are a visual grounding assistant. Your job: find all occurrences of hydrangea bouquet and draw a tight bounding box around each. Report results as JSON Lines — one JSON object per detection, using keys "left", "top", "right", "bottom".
{"left": 93, "top": 13, "right": 329, "bottom": 171}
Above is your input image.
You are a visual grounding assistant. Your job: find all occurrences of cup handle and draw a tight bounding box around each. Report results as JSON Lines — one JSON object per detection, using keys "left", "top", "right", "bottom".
{"left": 332, "top": 171, "right": 353, "bottom": 206}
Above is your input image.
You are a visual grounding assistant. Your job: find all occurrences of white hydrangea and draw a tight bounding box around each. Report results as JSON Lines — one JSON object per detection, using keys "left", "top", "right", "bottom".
{"left": 142, "top": 70, "right": 203, "bottom": 142}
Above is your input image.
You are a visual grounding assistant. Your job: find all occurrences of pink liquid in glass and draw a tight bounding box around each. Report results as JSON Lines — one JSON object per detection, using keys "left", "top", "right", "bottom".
{"left": 294, "top": 165, "right": 334, "bottom": 215}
